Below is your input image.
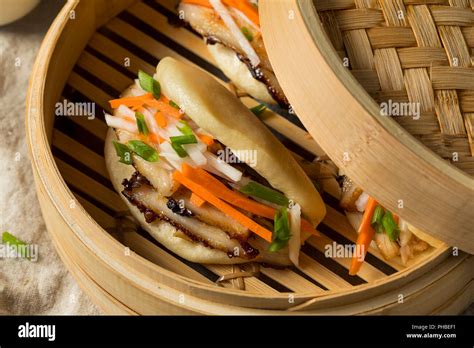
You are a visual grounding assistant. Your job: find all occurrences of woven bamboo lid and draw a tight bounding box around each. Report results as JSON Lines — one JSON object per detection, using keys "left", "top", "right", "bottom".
{"left": 261, "top": 0, "right": 474, "bottom": 252}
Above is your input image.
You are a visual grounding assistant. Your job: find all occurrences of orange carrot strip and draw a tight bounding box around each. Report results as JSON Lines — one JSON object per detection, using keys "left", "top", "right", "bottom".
{"left": 224, "top": 0, "right": 259, "bottom": 27}
{"left": 190, "top": 193, "right": 206, "bottom": 207}
{"left": 182, "top": 164, "right": 274, "bottom": 216}
{"left": 173, "top": 170, "right": 273, "bottom": 242}
{"left": 181, "top": 164, "right": 320, "bottom": 237}
{"left": 109, "top": 93, "right": 153, "bottom": 109}
{"left": 144, "top": 99, "right": 182, "bottom": 119}
{"left": 300, "top": 219, "right": 321, "bottom": 237}
{"left": 198, "top": 134, "right": 214, "bottom": 146}
{"left": 148, "top": 133, "right": 162, "bottom": 144}
{"left": 181, "top": 0, "right": 212, "bottom": 8}
{"left": 393, "top": 213, "right": 399, "bottom": 225}
{"left": 349, "top": 197, "right": 378, "bottom": 276}
{"left": 154, "top": 111, "right": 168, "bottom": 128}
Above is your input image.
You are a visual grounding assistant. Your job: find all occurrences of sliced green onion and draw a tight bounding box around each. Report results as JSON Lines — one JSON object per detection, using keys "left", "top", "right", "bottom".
{"left": 2, "top": 231, "right": 30, "bottom": 259}
{"left": 268, "top": 238, "right": 288, "bottom": 253}
{"left": 177, "top": 121, "right": 193, "bottom": 135}
{"left": 382, "top": 211, "right": 400, "bottom": 242}
{"left": 241, "top": 26, "right": 253, "bottom": 41}
{"left": 135, "top": 112, "right": 149, "bottom": 136}
{"left": 171, "top": 143, "right": 187, "bottom": 158}
{"left": 127, "top": 140, "right": 159, "bottom": 162}
{"left": 269, "top": 207, "right": 291, "bottom": 252}
{"left": 371, "top": 205, "right": 384, "bottom": 227}
{"left": 170, "top": 134, "right": 198, "bottom": 158}
{"left": 239, "top": 181, "right": 289, "bottom": 206}
{"left": 113, "top": 141, "right": 133, "bottom": 165}
{"left": 138, "top": 70, "right": 161, "bottom": 99}
{"left": 250, "top": 103, "right": 267, "bottom": 116}
{"left": 169, "top": 100, "right": 180, "bottom": 109}
{"left": 170, "top": 135, "right": 198, "bottom": 145}
{"left": 371, "top": 204, "right": 388, "bottom": 234}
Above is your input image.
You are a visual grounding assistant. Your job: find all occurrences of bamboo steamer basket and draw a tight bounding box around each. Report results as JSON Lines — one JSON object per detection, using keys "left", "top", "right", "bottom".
{"left": 26, "top": 0, "right": 473, "bottom": 315}
{"left": 260, "top": 0, "right": 474, "bottom": 253}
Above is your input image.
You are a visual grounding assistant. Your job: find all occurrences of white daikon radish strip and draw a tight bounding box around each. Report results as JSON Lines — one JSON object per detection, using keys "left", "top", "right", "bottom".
{"left": 166, "top": 122, "right": 184, "bottom": 137}
{"left": 288, "top": 203, "right": 301, "bottom": 266}
{"left": 105, "top": 114, "right": 138, "bottom": 133}
{"left": 116, "top": 105, "right": 135, "bottom": 120}
{"left": 228, "top": 176, "right": 251, "bottom": 190}
{"left": 195, "top": 141, "right": 207, "bottom": 152}
{"left": 204, "top": 152, "right": 242, "bottom": 182}
{"left": 159, "top": 142, "right": 181, "bottom": 160}
{"left": 196, "top": 127, "right": 213, "bottom": 137}
{"left": 398, "top": 218, "right": 412, "bottom": 247}
{"left": 231, "top": 7, "right": 260, "bottom": 31}
{"left": 183, "top": 144, "right": 207, "bottom": 166}
{"left": 159, "top": 142, "right": 197, "bottom": 169}
{"left": 355, "top": 192, "right": 369, "bottom": 213}
{"left": 209, "top": 0, "right": 260, "bottom": 67}
{"left": 140, "top": 107, "right": 160, "bottom": 136}
{"left": 159, "top": 143, "right": 183, "bottom": 170}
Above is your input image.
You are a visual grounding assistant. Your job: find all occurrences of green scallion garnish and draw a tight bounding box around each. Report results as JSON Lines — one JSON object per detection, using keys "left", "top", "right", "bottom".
{"left": 382, "top": 211, "right": 400, "bottom": 242}
{"left": 113, "top": 141, "right": 133, "bottom": 165}
{"left": 269, "top": 207, "right": 291, "bottom": 252}
{"left": 138, "top": 70, "right": 161, "bottom": 99}
{"left": 170, "top": 134, "right": 198, "bottom": 158}
{"left": 135, "top": 112, "right": 149, "bottom": 136}
{"left": 169, "top": 100, "right": 180, "bottom": 109}
{"left": 239, "top": 181, "right": 289, "bottom": 206}
{"left": 250, "top": 103, "right": 267, "bottom": 116}
{"left": 127, "top": 140, "right": 159, "bottom": 162}
{"left": 177, "top": 121, "right": 193, "bottom": 135}
{"left": 370, "top": 204, "right": 400, "bottom": 240}
{"left": 370, "top": 205, "right": 385, "bottom": 227}
{"left": 241, "top": 26, "right": 253, "bottom": 41}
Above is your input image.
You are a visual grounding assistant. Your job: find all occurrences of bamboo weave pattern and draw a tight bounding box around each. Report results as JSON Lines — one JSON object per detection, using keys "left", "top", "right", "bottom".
{"left": 316, "top": 0, "right": 474, "bottom": 174}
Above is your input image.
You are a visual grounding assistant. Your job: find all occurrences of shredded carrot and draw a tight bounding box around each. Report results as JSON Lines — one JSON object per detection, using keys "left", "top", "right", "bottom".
{"left": 110, "top": 92, "right": 182, "bottom": 120}
{"left": 190, "top": 193, "right": 206, "bottom": 207}
{"left": 349, "top": 197, "right": 378, "bottom": 276}
{"left": 148, "top": 133, "right": 162, "bottom": 144}
{"left": 197, "top": 134, "right": 214, "bottom": 146}
{"left": 225, "top": 0, "right": 259, "bottom": 27}
{"left": 181, "top": 0, "right": 260, "bottom": 27}
{"left": 181, "top": 0, "right": 212, "bottom": 8}
{"left": 145, "top": 98, "right": 183, "bottom": 119}
{"left": 182, "top": 164, "right": 274, "bottom": 215}
{"left": 393, "top": 213, "right": 399, "bottom": 225}
{"left": 300, "top": 219, "right": 321, "bottom": 237}
{"left": 109, "top": 93, "right": 153, "bottom": 109}
{"left": 154, "top": 111, "right": 168, "bottom": 128}
{"left": 173, "top": 169, "right": 273, "bottom": 242}
{"left": 181, "top": 164, "right": 320, "bottom": 237}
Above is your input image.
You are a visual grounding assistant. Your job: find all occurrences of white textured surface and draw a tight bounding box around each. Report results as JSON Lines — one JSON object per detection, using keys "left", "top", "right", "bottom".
{"left": 0, "top": 0, "right": 99, "bottom": 315}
